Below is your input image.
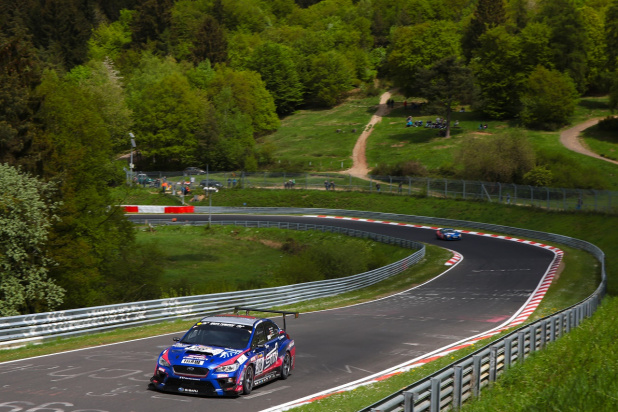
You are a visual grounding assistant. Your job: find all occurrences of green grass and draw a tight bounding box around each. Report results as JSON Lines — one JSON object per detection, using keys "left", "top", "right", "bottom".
{"left": 257, "top": 92, "right": 618, "bottom": 191}
{"left": 137, "top": 224, "right": 413, "bottom": 295}
{"left": 581, "top": 121, "right": 618, "bottom": 162}
{"left": 261, "top": 93, "right": 383, "bottom": 171}
{"left": 461, "top": 296, "right": 618, "bottom": 412}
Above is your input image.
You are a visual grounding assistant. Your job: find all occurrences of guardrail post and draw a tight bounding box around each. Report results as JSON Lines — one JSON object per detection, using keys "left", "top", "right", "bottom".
{"left": 489, "top": 346, "right": 498, "bottom": 383}
{"left": 404, "top": 391, "right": 418, "bottom": 412}
{"left": 472, "top": 354, "right": 482, "bottom": 397}
{"left": 549, "top": 315, "right": 557, "bottom": 342}
{"left": 518, "top": 331, "right": 526, "bottom": 363}
{"left": 504, "top": 337, "right": 513, "bottom": 370}
{"left": 430, "top": 378, "right": 441, "bottom": 412}
{"left": 530, "top": 325, "right": 537, "bottom": 354}
{"left": 540, "top": 320, "right": 547, "bottom": 349}
{"left": 453, "top": 365, "right": 463, "bottom": 409}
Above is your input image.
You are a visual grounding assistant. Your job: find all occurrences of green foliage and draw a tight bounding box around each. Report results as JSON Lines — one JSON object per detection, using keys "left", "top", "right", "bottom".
{"left": 536, "top": 0, "right": 589, "bottom": 93}
{"left": 248, "top": 42, "right": 304, "bottom": 115}
{"left": 523, "top": 165, "right": 553, "bottom": 187}
{"left": 0, "top": 24, "right": 43, "bottom": 167}
{"left": 66, "top": 59, "right": 133, "bottom": 153}
{"left": 88, "top": 9, "right": 135, "bottom": 62}
{"left": 307, "top": 50, "right": 354, "bottom": 107}
{"left": 416, "top": 56, "right": 473, "bottom": 137}
{"left": 35, "top": 70, "right": 144, "bottom": 309}
{"left": 606, "top": 0, "right": 618, "bottom": 72}
{"left": 471, "top": 25, "right": 524, "bottom": 119}
{"left": 372, "top": 161, "right": 429, "bottom": 177}
{"left": 387, "top": 21, "right": 462, "bottom": 98}
{"left": 455, "top": 130, "right": 536, "bottom": 183}
{"left": 520, "top": 66, "right": 579, "bottom": 130}
{"left": 461, "top": 0, "right": 507, "bottom": 60}
{"left": 208, "top": 66, "right": 280, "bottom": 135}
{"left": 535, "top": 149, "right": 610, "bottom": 189}
{"left": 0, "top": 164, "right": 65, "bottom": 316}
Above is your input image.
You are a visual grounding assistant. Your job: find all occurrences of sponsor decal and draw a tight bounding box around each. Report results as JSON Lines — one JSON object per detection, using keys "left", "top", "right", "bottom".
{"left": 237, "top": 354, "right": 248, "bottom": 364}
{"left": 215, "top": 374, "right": 229, "bottom": 378}
{"left": 179, "top": 376, "right": 200, "bottom": 381}
{"left": 179, "top": 387, "right": 199, "bottom": 393}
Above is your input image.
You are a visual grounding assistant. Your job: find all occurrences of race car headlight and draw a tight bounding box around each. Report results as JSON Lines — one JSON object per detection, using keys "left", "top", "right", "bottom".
{"left": 215, "top": 363, "right": 240, "bottom": 373}
{"left": 158, "top": 357, "right": 171, "bottom": 367}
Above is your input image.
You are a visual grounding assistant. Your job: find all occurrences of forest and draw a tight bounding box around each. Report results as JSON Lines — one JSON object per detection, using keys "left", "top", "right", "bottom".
{"left": 2, "top": 0, "right": 618, "bottom": 315}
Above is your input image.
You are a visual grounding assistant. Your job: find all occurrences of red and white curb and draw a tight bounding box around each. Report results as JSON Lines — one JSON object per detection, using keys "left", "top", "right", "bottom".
{"left": 122, "top": 205, "right": 195, "bottom": 213}
{"left": 445, "top": 250, "right": 462, "bottom": 266}
{"left": 261, "top": 215, "right": 564, "bottom": 412}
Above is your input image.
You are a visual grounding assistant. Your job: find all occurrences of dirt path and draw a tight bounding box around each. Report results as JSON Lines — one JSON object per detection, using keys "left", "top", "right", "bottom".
{"left": 345, "top": 90, "right": 395, "bottom": 178}
{"left": 560, "top": 117, "right": 618, "bottom": 165}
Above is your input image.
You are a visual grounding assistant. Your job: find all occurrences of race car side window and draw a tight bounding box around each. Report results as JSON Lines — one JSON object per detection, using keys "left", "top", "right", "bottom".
{"left": 252, "top": 324, "right": 267, "bottom": 347}
{"left": 264, "top": 321, "right": 279, "bottom": 341}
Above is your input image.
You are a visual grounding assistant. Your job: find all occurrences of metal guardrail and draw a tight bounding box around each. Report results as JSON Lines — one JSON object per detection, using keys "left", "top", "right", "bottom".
{"left": 0, "top": 220, "right": 424, "bottom": 349}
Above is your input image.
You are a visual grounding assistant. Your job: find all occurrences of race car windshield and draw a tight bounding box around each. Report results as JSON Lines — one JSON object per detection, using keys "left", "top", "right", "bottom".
{"left": 181, "top": 323, "right": 252, "bottom": 350}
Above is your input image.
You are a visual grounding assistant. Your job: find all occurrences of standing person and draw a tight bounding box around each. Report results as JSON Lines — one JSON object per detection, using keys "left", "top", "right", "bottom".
{"left": 330, "top": 181, "right": 335, "bottom": 190}
{"left": 398, "top": 182, "right": 403, "bottom": 194}
{"left": 376, "top": 183, "right": 381, "bottom": 193}
{"left": 324, "top": 180, "right": 329, "bottom": 190}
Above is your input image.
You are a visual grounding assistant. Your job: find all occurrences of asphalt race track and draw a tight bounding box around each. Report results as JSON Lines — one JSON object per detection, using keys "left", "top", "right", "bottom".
{"left": 0, "top": 215, "right": 557, "bottom": 412}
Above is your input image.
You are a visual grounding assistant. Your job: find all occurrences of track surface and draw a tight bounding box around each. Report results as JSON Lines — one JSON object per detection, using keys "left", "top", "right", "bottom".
{"left": 0, "top": 215, "right": 556, "bottom": 412}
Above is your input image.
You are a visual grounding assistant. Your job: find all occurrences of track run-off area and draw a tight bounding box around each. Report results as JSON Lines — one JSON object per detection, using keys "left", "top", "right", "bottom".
{"left": 0, "top": 214, "right": 561, "bottom": 412}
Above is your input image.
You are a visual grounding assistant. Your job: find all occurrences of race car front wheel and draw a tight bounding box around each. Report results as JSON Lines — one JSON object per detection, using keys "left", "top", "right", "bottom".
{"left": 280, "top": 352, "right": 292, "bottom": 380}
{"left": 242, "top": 365, "right": 254, "bottom": 395}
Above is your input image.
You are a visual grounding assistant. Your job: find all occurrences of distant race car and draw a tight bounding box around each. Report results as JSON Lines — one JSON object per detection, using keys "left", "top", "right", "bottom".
{"left": 150, "top": 307, "right": 298, "bottom": 397}
{"left": 436, "top": 228, "right": 462, "bottom": 240}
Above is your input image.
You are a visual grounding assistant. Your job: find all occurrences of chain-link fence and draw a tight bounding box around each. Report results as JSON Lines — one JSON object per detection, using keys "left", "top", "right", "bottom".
{"left": 134, "top": 171, "right": 617, "bottom": 213}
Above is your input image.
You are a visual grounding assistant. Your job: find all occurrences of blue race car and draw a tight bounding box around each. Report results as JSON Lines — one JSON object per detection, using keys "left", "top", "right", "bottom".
{"left": 436, "top": 228, "right": 462, "bottom": 240}
{"left": 150, "top": 307, "right": 298, "bottom": 397}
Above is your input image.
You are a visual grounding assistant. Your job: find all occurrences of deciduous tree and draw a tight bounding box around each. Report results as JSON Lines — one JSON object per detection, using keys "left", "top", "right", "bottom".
{"left": 416, "top": 56, "right": 473, "bottom": 138}
{"left": 0, "top": 164, "right": 64, "bottom": 316}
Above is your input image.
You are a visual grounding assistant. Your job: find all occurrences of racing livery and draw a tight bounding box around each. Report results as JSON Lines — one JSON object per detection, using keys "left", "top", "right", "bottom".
{"left": 150, "top": 309, "right": 297, "bottom": 397}
{"left": 436, "top": 228, "right": 462, "bottom": 240}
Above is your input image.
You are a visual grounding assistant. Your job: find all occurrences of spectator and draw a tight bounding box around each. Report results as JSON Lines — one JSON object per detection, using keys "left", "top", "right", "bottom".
{"left": 330, "top": 181, "right": 335, "bottom": 190}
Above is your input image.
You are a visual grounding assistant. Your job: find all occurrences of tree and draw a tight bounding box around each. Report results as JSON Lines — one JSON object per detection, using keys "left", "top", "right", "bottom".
{"left": 605, "top": 0, "right": 618, "bottom": 73}
{"left": 416, "top": 56, "right": 473, "bottom": 138}
{"left": 208, "top": 66, "right": 280, "bottom": 135}
{"left": 536, "top": 0, "right": 589, "bottom": 92}
{"left": 0, "top": 22, "right": 43, "bottom": 169}
{"left": 461, "top": 0, "right": 507, "bottom": 60}
{"left": 471, "top": 26, "right": 524, "bottom": 119}
{"left": 520, "top": 66, "right": 579, "bottom": 130}
{"left": 307, "top": 50, "right": 354, "bottom": 107}
{"left": 248, "top": 42, "right": 304, "bottom": 115}
{"left": 387, "top": 21, "right": 461, "bottom": 98}
{"left": 0, "top": 164, "right": 65, "bottom": 316}
{"left": 35, "top": 70, "right": 142, "bottom": 309}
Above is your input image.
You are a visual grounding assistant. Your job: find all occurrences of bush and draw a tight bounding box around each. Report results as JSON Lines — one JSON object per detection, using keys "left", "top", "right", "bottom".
{"left": 520, "top": 66, "right": 579, "bottom": 130}
{"left": 454, "top": 130, "right": 536, "bottom": 183}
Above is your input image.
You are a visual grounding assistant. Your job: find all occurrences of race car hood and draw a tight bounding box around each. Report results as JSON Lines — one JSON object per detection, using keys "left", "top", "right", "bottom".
{"left": 166, "top": 343, "right": 245, "bottom": 367}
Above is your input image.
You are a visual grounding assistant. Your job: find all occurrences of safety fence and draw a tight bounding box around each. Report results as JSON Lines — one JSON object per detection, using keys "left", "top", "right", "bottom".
{"left": 0, "top": 220, "right": 424, "bottom": 349}
{"left": 137, "top": 170, "right": 617, "bottom": 213}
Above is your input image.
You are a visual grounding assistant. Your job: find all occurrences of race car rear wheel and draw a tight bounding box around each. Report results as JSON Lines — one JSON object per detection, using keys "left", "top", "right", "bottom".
{"left": 280, "top": 352, "right": 292, "bottom": 380}
{"left": 242, "top": 365, "right": 254, "bottom": 395}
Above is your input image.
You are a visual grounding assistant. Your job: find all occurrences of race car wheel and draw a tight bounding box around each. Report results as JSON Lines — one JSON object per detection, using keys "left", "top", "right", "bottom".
{"left": 280, "top": 352, "right": 292, "bottom": 380}
{"left": 242, "top": 365, "right": 254, "bottom": 395}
